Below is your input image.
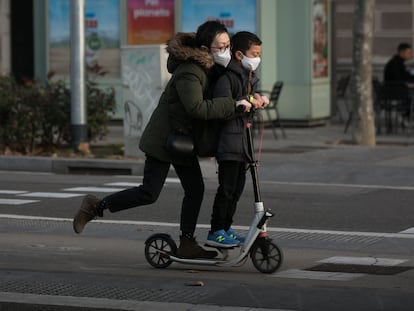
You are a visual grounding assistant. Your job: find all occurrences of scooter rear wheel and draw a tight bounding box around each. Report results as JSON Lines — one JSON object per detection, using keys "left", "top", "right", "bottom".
{"left": 250, "top": 238, "right": 283, "bottom": 274}
{"left": 144, "top": 234, "right": 177, "bottom": 268}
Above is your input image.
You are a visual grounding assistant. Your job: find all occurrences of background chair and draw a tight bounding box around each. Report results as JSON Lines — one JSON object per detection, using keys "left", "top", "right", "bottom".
{"left": 258, "top": 81, "right": 286, "bottom": 139}
{"left": 377, "top": 82, "right": 411, "bottom": 134}
{"left": 345, "top": 79, "right": 411, "bottom": 134}
{"left": 335, "top": 74, "right": 351, "bottom": 123}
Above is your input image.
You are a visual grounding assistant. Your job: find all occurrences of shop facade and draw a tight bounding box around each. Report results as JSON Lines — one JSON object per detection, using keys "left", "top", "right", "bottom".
{"left": 1, "top": 0, "right": 332, "bottom": 126}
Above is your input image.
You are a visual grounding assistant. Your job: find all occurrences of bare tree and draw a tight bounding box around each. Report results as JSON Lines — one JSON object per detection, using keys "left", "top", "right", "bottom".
{"left": 349, "top": 0, "right": 376, "bottom": 145}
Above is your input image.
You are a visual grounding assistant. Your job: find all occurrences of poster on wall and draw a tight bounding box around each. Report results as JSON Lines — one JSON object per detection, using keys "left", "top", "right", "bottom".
{"left": 49, "top": 0, "right": 121, "bottom": 78}
{"left": 127, "top": 0, "right": 174, "bottom": 45}
{"left": 181, "top": 0, "right": 256, "bottom": 35}
{"left": 312, "top": 0, "right": 329, "bottom": 79}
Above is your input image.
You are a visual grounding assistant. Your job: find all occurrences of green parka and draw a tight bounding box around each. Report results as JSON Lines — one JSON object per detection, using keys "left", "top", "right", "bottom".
{"left": 139, "top": 32, "right": 236, "bottom": 166}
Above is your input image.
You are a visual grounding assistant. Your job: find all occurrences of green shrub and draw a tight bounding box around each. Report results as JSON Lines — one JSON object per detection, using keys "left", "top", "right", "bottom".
{"left": 0, "top": 73, "right": 116, "bottom": 155}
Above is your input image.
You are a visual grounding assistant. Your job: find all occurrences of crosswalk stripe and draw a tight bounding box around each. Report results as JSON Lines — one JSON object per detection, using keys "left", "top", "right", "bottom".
{"left": 0, "top": 190, "right": 28, "bottom": 194}
{"left": 0, "top": 199, "right": 39, "bottom": 205}
{"left": 399, "top": 227, "right": 414, "bottom": 234}
{"left": 105, "top": 178, "right": 180, "bottom": 187}
{"left": 105, "top": 182, "right": 141, "bottom": 187}
{"left": 17, "top": 192, "right": 83, "bottom": 199}
{"left": 271, "top": 269, "right": 364, "bottom": 281}
{"left": 166, "top": 177, "right": 180, "bottom": 183}
{"left": 318, "top": 256, "right": 407, "bottom": 266}
{"left": 62, "top": 187, "right": 127, "bottom": 193}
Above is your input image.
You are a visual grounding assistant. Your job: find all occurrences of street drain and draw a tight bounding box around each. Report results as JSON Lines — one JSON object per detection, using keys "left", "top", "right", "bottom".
{"left": 305, "top": 263, "right": 413, "bottom": 275}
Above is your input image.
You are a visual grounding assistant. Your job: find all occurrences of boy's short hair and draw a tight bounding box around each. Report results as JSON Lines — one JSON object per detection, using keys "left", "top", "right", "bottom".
{"left": 231, "top": 31, "right": 262, "bottom": 56}
{"left": 398, "top": 42, "right": 411, "bottom": 52}
{"left": 196, "top": 20, "right": 228, "bottom": 48}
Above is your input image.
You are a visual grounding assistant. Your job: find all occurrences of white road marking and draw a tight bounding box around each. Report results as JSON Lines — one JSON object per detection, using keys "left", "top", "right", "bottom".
{"left": 62, "top": 187, "right": 127, "bottom": 193}
{"left": 17, "top": 192, "right": 84, "bottom": 198}
{"left": 399, "top": 227, "right": 414, "bottom": 234}
{"left": 0, "top": 199, "right": 39, "bottom": 205}
{"left": 0, "top": 190, "right": 28, "bottom": 194}
{"left": 0, "top": 214, "right": 71, "bottom": 221}
{"left": 271, "top": 269, "right": 364, "bottom": 281}
{"left": 318, "top": 256, "right": 407, "bottom": 266}
{"left": 0, "top": 214, "right": 413, "bottom": 240}
{"left": 248, "top": 226, "right": 414, "bottom": 240}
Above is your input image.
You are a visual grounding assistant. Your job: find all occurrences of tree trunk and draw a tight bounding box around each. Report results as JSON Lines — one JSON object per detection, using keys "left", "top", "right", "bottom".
{"left": 350, "top": 0, "right": 376, "bottom": 146}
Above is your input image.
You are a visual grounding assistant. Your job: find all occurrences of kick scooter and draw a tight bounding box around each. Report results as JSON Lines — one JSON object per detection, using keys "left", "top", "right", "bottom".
{"left": 144, "top": 111, "right": 283, "bottom": 274}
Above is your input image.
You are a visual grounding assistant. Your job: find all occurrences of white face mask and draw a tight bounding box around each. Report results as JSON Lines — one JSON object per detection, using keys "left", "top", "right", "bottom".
{"left": 241, "top": 54, "right": 261, "bottom": 71}
{"left": 212, "top": 48, "right": 231, "bottom": 67}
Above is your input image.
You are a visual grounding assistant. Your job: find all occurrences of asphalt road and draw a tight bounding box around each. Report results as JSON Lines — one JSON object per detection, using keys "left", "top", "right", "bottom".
{"left": 0, "top": 166, "right": 414, "bottom": 310}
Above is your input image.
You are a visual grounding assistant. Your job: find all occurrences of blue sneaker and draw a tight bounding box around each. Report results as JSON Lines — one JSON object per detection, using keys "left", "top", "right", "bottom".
{"left": 207, "top": 229, "right": 240, "bottom": 248}
{"left": 226, "top": 228, "right": 246, "bottom": 243}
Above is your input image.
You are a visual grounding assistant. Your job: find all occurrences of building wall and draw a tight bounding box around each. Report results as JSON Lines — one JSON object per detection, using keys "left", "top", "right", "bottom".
{"left": 0, "top": 0, "right": 10, "bottom": 75}
{"left": 3, "top": 1, "right": 414, "bottom": 121}
{"left": 334, "top": 0, "right": 414, "bottom": 81}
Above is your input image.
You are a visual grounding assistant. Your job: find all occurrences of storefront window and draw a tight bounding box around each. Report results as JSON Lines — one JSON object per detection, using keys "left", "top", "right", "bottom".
{"left": 49, "top": 0, "right": 121, "bottom": 78}
{"left": 181, "top": 0, "right": 256, "bottom": 34}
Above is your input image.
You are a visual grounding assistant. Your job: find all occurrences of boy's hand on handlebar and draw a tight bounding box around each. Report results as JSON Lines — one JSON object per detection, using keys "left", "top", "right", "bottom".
{"left": 250, "top": 95, "right": 263, "bottom": 109}
{"left": 236, "top": 99, "right": 252, "bottom": 112}
{"left": 252, "top": 93, "right": 269, "bottom": 109}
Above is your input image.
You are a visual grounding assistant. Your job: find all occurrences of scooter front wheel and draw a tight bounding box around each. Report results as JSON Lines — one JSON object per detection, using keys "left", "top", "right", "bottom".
{"left": 144, "top": 233, "right": 177, "bottom": 269}
{"left": 250, "top": 238, "right": 283, "bottom": 274}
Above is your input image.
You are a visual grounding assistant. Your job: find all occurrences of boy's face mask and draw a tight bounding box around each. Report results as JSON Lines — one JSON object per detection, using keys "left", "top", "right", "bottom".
{"left": 241, "top": 54, "right": 261, "bottom": 71}
{"left": 213, "top": 48, "right": 231, "bottom": 67}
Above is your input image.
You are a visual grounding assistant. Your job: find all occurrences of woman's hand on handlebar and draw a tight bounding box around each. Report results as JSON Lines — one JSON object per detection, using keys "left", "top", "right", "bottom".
{"left": 260, "top": 95, "right": 270, "bottom": 108}
{"left": 236, "top": 99, "right": 252, "bottom": 112}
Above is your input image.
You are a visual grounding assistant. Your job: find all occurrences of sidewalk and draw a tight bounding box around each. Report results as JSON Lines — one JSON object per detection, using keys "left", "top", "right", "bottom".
{"left": 1, "top": 122, "right": 414, "bottom": 175}
{"left": 94, "top": 121, "right": 414, "bottom": 151}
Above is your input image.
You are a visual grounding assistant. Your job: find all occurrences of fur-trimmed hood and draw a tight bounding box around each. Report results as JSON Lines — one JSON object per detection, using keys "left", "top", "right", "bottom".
{"left": 166, "top": 32, "right": 215, "bottom": 73}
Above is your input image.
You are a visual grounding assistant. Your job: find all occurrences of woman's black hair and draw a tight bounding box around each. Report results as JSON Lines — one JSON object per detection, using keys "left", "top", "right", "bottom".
{"left": 231, "top": 31, "right": 262, "bottom": 57}
{"left": 195, "top": 20, "right": 228, "bottom": 48}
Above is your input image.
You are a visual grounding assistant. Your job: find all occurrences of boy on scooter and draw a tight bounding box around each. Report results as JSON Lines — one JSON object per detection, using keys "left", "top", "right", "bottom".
{"left": 206, "top": 31, "right": 269, "bottom": 248}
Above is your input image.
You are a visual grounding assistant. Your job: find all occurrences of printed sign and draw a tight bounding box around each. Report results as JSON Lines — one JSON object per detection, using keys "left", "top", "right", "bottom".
{"left": 312, "top": 0, "right": 329, "bottom": 78}
{"left": 127, "top": 0, "right": 175, "bottom": 45}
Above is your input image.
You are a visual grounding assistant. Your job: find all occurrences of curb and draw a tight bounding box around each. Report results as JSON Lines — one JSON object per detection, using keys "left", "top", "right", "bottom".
{"left": 0, "top": 292, "right": 277, "bottom": 311}
{"left": 0, "top": 155, "right": 220, "bottom": 178}
{"left": 0, "top": 155, "right": 145, "bottom": 175}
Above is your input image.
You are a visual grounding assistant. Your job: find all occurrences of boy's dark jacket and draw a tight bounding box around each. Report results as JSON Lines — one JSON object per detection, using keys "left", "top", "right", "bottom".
{"left": 139, "top": 32, "right": 236, "bottom": 165}
{"left": 213, "top": 59, "right": 260, "bottom": 162}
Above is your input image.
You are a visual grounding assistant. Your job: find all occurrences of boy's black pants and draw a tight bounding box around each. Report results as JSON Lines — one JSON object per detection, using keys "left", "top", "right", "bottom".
{"left": 210, "top": 160, "right": 246, "bottom": 232}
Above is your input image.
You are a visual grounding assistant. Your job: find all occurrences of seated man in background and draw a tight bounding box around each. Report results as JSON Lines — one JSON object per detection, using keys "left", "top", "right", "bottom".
{"left": 383, "top": 43, "right": 414, "bottom": 128}
{"left": 384, "top": 42, "right": 414, "bottom": 84}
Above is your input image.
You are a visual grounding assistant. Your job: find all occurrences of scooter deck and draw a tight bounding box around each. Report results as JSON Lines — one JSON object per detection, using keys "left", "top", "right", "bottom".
{"left": 203, "top": 242, "right": 240, "bottom": 250}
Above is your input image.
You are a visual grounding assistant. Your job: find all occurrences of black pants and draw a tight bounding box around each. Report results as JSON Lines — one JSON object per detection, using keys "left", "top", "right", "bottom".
{"left": 210, "top": 161, "right": 246, "bottom": 232}
{"left": 103, "top": 155, "right": 204, "bottom": 234}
